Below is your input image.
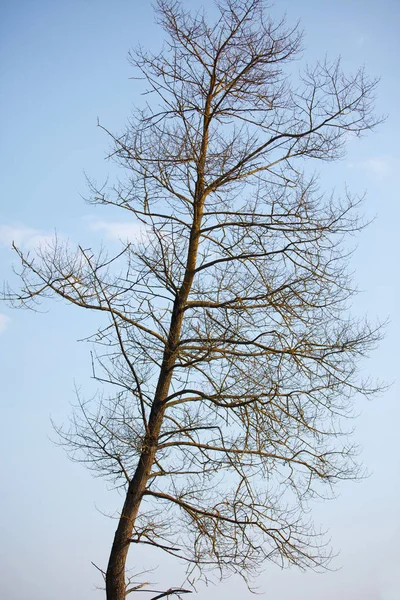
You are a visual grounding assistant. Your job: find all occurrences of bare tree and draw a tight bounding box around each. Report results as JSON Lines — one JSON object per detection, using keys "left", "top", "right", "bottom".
{"left": 5, "top": 1, "right": 384, "bottom": 598}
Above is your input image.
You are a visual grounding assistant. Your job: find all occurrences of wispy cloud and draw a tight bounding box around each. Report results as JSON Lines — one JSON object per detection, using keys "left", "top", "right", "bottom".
{"left": 0, "top": 224, "right": 53, "bottom": 250}
{"left": 348, "top": 156, "right": 399, "bottom": 178}
{"left": 0, "top": 313, "right": 11, "bottom": 334}
{"left": 88, "top": 219, "right": 146, "bottom": 242}
{"left": 355, "top": 34, "right": 367, "bottom": 47}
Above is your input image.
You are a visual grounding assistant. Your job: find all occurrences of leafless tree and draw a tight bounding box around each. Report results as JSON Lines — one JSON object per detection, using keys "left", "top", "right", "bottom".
{"left": 5, "top": 1, "right": 384, "bottom": 599}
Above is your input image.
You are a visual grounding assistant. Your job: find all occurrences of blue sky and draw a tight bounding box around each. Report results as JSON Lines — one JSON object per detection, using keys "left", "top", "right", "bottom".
{"left": 0, "top": 1, "right": 399, "bottom": 599}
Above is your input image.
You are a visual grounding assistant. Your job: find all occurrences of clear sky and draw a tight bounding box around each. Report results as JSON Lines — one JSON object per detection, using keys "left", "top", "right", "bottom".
{"left": 0, "top": 1, "right": 399, "bottom": 599}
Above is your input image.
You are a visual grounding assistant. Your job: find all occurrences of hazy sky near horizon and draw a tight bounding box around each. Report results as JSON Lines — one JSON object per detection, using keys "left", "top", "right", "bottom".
{"left": 0, "top": 1, "right": 399, "bottom": 599}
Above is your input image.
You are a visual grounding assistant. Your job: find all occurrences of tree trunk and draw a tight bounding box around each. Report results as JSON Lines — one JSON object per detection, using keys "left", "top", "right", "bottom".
{"left": 104, "top": 303, "right": 193, "bottom": 598}
{"left": 105, "top": 93, "right": 210, "bottom": 598}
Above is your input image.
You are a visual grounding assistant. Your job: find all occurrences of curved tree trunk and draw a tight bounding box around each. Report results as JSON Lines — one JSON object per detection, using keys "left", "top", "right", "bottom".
{"left": 105, "top": 116, "right": 210, "bottom": 598}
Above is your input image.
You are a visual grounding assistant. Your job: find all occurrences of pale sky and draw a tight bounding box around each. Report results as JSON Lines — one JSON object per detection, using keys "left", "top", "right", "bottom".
{"left": 0, "top": 1, "right": 399, "bottom": 599}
